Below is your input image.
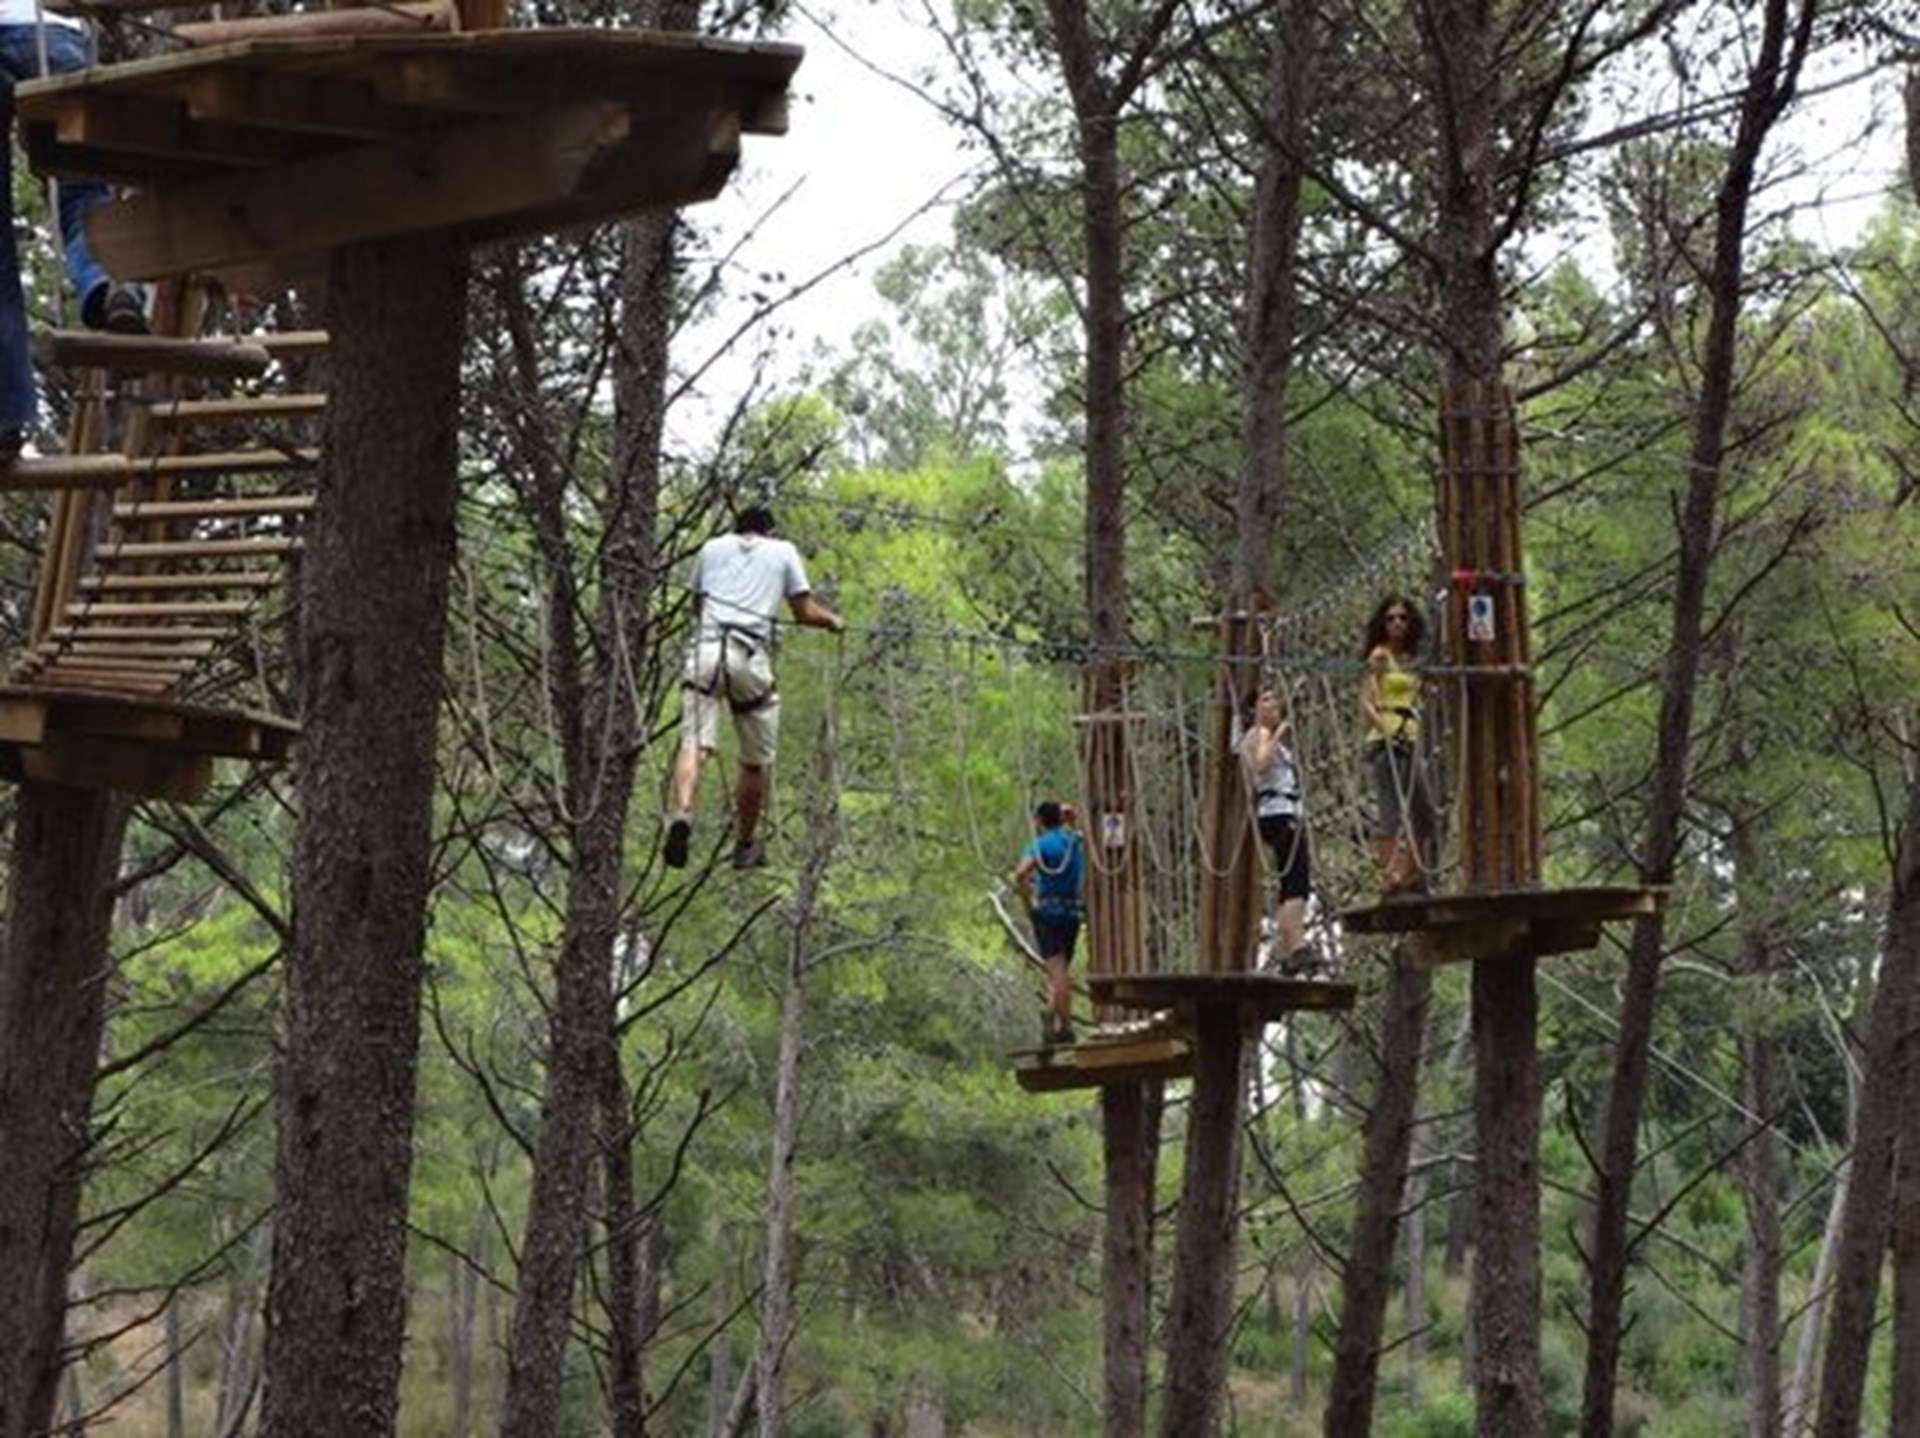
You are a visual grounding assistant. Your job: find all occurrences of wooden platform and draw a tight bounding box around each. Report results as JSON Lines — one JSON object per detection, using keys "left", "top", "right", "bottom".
{"left": 1338, "top": 885, "right": 1663, "bottom": 965}
{"left": 1011, "top": 1024, "right": 1194, "bottom": 1094}
{"left": 0, "top": 684, "right": 298, "bottom": 800}
{"left": 18, "top": 28, "right": 802, "bottom": 286}
{"left": 1089, "top": 972, "right": 1357, "bottom": 1021}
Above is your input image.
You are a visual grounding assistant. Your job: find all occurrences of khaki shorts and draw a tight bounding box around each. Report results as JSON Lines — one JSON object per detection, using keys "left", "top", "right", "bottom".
{"left": 681, "top": 633, "right": 780, "bottom": 767}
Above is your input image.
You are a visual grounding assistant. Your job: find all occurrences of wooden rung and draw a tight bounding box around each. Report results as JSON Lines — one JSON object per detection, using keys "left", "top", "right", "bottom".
{"left": 175, "top": 0, "right": 454, "bottom": 46}
{"left": 43, "top": 641, "right": 219, "bottom": 660}
{"left": 97, "top": 537, "right": 302, "bottom": 561}
{"left": 38, "top": 332, "right": 273, "bottom": 379}
{"left": 254, "top": 331, "right": 331, "bottom": 356}
{"left": 79, "top": 572, "right": 280, "bottom": 591}
{"left": 19, "top": 667, "right": 176, "bottom": 691}
{"left": 41, "top": 655, "right": 195, "bottom": 673}
{"left": 0, "top": 454, "right": 131, "bottom": 490}
{"left": 145, "top": 395, "right": 328, "bottom": 425}
{"left": 64, "top": 600, "right": 255, "bottom": 618}
{"left": 113, "top": 495, "right": 315, "bottom": 520}
{"left": 133, "top": 448, "right": 321, "bottom": 476}
{"left": 48, "top": 625, "right": 232, "bottom": 642}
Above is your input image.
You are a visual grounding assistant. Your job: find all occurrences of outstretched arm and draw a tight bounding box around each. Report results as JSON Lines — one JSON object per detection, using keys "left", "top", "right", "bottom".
{"left": 788, "top": 591, "right": 844, "bottom": 633}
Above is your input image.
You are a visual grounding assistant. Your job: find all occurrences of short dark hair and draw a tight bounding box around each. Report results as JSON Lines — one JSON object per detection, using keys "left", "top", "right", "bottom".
{"left": 736, "top": 505, "right": 776, "bottom": 536}
{"left": 1034, "top": 800, "right": 1064, "bottom": 828}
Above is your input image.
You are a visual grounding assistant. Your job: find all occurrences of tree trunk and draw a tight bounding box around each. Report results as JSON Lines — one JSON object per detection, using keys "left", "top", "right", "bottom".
{"left": 1104, "top": 1083, "right": 1156, "bottom": 1438}
{"left": 1784, "top": 1153, "right": 1847, "bottom": 1436}
{"left": 166, "top": 1296, "right": 186, "bottom": 1438}
{"left": 502, "top": 197, "right": 674, "bottom": 1437}
{"left": 1473, "top": 956, "right": 1543, "bottom": 1437}
{"left": 1578, "top": 5, "right": 1817, "bottom": 1430}
{"left": 757, "top": 923, "right": 811, "bottom": 1438}
{"left": 1891, "top": 998, "right": 1920, "bottom": 1426}
{"left": 755, "top": 739, "right": 839, "bottom": 1438}
{"left": 1235, "top": 0, "right": 1312, "bottom": 605}
{"left": 1323, "top": 956, "right": 1433, "bottom": 1436}
{"left": 1738, "top": 1027, "right": 1783, "bottom": 1438}
{"left": 1160, "top": 1009, "right": 1248, "bottom": 1436}
{"left": 260, "top": 231, "right": 467, "bottom": 1437}
{"left": 708, "top": 1266, "right": 734, "bottom": 1438}
{"left": 0, "top": 782, "right": 130, "bottom": 1438}
{"left": 1816, "top": 763, "right": 1920, "bottom": 1437}
{"left": 1730, "top": 794, "right": 1783, "bottom": 1438}
{"left": 1405, "top": 1164, "right": 1428, "bottom": 1400}
{"left": 450, "top": 1239, "right": 476, "bottom": 1438}
{"left": 602, "top": 1059, "right": 650, "bottom": 1438}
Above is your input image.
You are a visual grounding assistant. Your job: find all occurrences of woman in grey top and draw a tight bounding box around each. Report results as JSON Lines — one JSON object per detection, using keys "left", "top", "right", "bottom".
{"left": 1241, "top": 689, "right": 1316, "bottom": 975}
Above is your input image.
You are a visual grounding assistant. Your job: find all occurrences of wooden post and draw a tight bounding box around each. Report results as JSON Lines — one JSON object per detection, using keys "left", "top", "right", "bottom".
{"left": 1194, "top": 611, "right": 1263, "bottom": 975}
{"left": 1436, "top": 380, "right": 1540, "bottom": 894}
{"left": 1081, "top": 663, "right": 1147, "bottom": 995}
{"left": 1439, "top": 380, "right": 1546, "bottom": 1435}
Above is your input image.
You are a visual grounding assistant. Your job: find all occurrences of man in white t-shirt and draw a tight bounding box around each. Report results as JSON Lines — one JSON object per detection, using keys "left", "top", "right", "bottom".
{"left": 664, "top": 505, "right": 842, "bottom": 870}
{"left": 0, "top": 2, "right": 149, "bottom": 461}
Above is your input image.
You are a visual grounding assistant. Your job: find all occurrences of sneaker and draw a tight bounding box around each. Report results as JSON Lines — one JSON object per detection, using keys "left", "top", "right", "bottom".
{"left": 1043, "top": 1019, "right": 1076, "bottom": 1047}
{"left": 82, "top": 282, "right": 149, "bottom": 336}
{"left": 1279, "top": 946, "right": 1319, "bottom": 979}
{"left": 0, "top": 428, "right": 21, "bottom": 464}
{"left": 730, "top": 838, "right": 766, "bottom": 870}
{"left": 663, "top": 815, "right": 692, "bottom": 869}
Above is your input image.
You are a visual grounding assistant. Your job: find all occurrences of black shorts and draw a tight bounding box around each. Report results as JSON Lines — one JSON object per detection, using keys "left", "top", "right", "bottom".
{"left": 1033, "top": 913, "right": 1080, "bottom": 963}
{"left": 1257, "top": 814, "right": 1312, "bottom": 901}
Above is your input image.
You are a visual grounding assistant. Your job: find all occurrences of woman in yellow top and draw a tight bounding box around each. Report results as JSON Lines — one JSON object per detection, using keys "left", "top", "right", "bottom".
{"left": 1360, "top": 593, "right": 1437, "bottom": 894}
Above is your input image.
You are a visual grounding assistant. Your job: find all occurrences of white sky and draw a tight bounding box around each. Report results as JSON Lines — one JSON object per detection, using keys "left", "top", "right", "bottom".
{"left": 674, "top": 7, "right": 1908, "bottom": 451}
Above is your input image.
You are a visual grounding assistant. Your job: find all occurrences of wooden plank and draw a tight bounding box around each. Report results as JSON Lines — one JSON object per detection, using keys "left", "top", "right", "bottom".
{"left": 88, "top": 101, "right": 634, "bottom": 280}
{"left": 176, "top": 1, "right": 456, "bottom": 49}
{"left": 12, "top": 733, "right": 210, "bottom": 802}
{"left": 254, "top": 329, "right": 331, "bottom": 356}
{"left": 136, "top": 447, "right": 320, "bottom": 476}
{"left": 50, "top": 90, "right": 300, "bottom": 170}
{"left": 42, "top": 654, "right": 196, "bottom": 673}
{"left": 1339, "top": 885, "right": 1664, "bottom": 937}
{"left": 48, "top": 625, "right": 233, "bottom": 642}
{"left": 1012, "top": 1035, "right": 1194, "bottom": 1093}
{"left": 97, "top": 536, "right": 302, "bottom": 560}
{"left": 64, "top": 599, "right": 256, "bottom": 617}
{"left": 48, "top": 640, "right": 220, "bottom": 659}
{"left": 145, "top": 395, "right": 327, "bottom": 425}
{"left": 0, "top": 698, "right": 48, "bottom": 744}
{"left": 113, "top": 494, "right": 314, "bottom": 519}
{"left": 1091, "top": 973, "right": 1357, "bottom": 1019}
{"left": 38, "top": 331, "right": 272, "bottom": 377}
{"left": 79, "top": 571, "right": 280, "bottom": 591}
{"left": 19, "top": 668, "right": 176, "bottom": 693}
{"left": 183, "top": 69, "right": 416, "bottom": 142}
{"left": 0, "top": 453, "right": 132, "bottom": 490}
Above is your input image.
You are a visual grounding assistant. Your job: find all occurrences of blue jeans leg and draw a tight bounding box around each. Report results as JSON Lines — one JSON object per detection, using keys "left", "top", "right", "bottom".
{"left": 0, "top": 22, "right": 110, "bottom": 429}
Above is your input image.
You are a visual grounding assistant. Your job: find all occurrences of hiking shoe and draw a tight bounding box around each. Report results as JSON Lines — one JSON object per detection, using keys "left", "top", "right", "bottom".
{"left": 1279, "top": 946, "right": 1319, "bottom": 979}
{"left": 663, "top": 815, "right": 692, "bottom": 869}
{"left": 0, "top": 428, "right": 22, "bottom": 465}
{"left": 1043, "top": 1019, "right": 1076, "bottom": 1047}
{"left": 730, "top": 838, "right": 766, "bottom": 870}
{"left": 82, "top": 282, "right": 149, "bottom": 335}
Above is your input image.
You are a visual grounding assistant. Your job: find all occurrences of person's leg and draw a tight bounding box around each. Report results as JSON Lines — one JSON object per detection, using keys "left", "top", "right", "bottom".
{"left": 1369, "top": 745, "right": 1404, "bottom": 893}
{"left": 730, "top": 682, "right": 780, "bottom": 866}
{"left": 38, "top": 27, "right": 103, "bottom": 308}
{"left": 669, "top": 742, "right": 705, "bottom": 817}
{"left": 665, "top": 657, "right": 721, "bottom": 869}
{"left": 734, "top": 761, "right": 766, "bottom": 844}
{"left": 1046, "top": 956, "right": 1072, "bottom": 1036}
{"left": 0, "top": 43, "right": 34, "bottom": 443}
